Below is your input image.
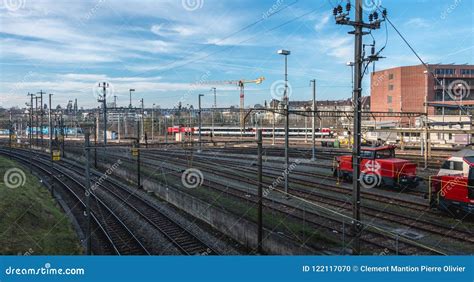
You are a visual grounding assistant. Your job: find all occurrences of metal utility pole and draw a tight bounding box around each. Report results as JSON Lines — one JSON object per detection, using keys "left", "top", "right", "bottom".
{"left": 311, "top": 79, "right": 316, "bottom": 161}
{"left": 164, "top": 116, "right": 168, "bottom": 143}
{"left": 60, "top": 114, "right": 65, "bottom": 158}
{"left": 114, "top": 95, "right": 117, "bottom": 108}
{"left": 27, "top": 93, "right": 34, "bottom": 150}
{"left": 34, "top": 96, "right": 39, "bottom": 147}
{"left": 277, "top": 49, "right": 291, "bottom": 197}
{"left": 84, "top": 131, "right": 92, "bottom": 255}
{"left": 94, "top": 112, "right": 98, "bottom": 168}
{"left": 136, "top": 120, "right": 141, "bottom": 189}
{"left": 98, "top": 82, "right": 109, "bottom": 145}
{"left": 257, "top": 129, "right": 263, "bottom": 254}
{"left": 118, "top": 113, "right": 121, "bottom": 144}
{"left": 129, "top": 89, "right": 135, "bottom": 108}
{"left": 423, "top": 71, "right": 429, "bottom": 169}
{"left": 8, "top": 111, "right": 12, "bottom": 151}
{"left": 198, "top": 94, "right": 204, "bottom": 152}
{"left": 211, "top": 87, "right": 216, "bottom": 140}
{"left": 333, "top": 0, "right": 386, "bottom": 255}
{"left": 49, "top": 94, "right": 54, "bottom": 197}
{"left": 38, "top": 90, "right": 45, "bottom": 148}
{"left": 152, "top": 103, "right": 155, "bottom": 141}
{"left": 140, "top": 98, "right": 144, "bottom": 142}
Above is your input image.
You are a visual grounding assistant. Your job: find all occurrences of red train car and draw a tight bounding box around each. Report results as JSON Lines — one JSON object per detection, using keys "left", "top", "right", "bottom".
{"left": 429, "top": 149, "right": 474, "bottom": 214}
{"left": 333, "top": 145, "right": 420, "bottom": 189}
{"left": 167, "top": 126, "right": 195, "bottom": 134}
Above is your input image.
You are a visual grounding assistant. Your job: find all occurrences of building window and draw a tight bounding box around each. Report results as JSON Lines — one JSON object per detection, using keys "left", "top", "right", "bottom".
{"left": 388, "top": 73, "right": 394, "bottom": 80}
{"left": 388, "top": 108, "right": 393, "bottom": 113}
{"left": 435, "top": 68, "right": 455, "bottom": 75}
{"left": 387, "top": 95, "right": 392, "bottom": 103}
{"left": 388, "top": 84, "right": 394, "bottom": 91}
{"left": 461, "top": 69, "right": 474, "bottom": 75}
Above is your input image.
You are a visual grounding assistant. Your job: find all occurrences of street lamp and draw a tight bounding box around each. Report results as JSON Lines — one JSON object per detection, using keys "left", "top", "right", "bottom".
{"left": 129, "top": 89, "right": 135, "bottom": 108}
{"left": 347, "top": 61, "right": 354, "bottom": 91}
{"left": 198, "top": 94, "right": 204, "bottom": 153}
{"left": 277, "top": 49, "right": 290, "bottom": 198}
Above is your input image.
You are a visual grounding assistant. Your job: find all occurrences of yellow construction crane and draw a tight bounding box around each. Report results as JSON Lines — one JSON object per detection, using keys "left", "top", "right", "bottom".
{"left": 201, "top": 76, "right": 265, "bottom": 129}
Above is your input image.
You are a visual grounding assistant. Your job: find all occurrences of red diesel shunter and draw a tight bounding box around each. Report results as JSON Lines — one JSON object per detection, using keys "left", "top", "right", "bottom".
{"left": 333, "top": 145, "right": 420, "bottom": 189}
{"left": 429, "top": 148, "right": 474, "bottom": 214}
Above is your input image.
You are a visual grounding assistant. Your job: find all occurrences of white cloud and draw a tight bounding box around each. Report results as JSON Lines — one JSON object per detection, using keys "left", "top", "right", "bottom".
{"left": 405, "top": 18, "right": 430, "bottom": 28}
{"left": 316, "top": 36, "right": 353, "bottom": 62}
{"left": 314, "top": 14, "right": 330, "bottom": 31}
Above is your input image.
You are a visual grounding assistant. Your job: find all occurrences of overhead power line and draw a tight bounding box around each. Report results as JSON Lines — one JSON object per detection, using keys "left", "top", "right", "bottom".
{"left": 132, "top": 4, "right": 321, "bottom": 77}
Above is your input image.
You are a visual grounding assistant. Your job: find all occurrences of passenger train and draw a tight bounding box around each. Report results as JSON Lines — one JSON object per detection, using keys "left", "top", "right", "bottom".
{"left": 167, "top": 126, "right": 333, "bottom": 138}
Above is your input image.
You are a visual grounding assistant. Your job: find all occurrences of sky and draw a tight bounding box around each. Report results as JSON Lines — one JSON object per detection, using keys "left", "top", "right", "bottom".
{"left": 0, "top": 0, "right": 473, "bottom": 109}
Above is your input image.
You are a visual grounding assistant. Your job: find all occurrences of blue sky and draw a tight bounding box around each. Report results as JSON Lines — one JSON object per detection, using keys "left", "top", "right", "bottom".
{"left": 0, "top": 0, "right": 472, "bottom": 109}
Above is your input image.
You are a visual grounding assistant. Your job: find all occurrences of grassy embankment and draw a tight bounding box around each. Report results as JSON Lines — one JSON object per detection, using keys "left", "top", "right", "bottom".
{"left": 0, "top": 155, "right": 82, "bottom": 254}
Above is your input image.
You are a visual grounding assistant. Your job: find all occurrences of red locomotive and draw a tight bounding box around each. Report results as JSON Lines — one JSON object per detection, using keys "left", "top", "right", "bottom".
{"left": 333, "top": 145, "right": 420, "bottom": 189}
{"left": 429, "top": 148, "right": 474, "bottom": 214}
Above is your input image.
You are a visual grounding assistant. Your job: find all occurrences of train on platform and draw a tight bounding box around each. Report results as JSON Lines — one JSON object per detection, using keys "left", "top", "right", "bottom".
{"left": 332, "top": 145, "right": 421, "bottom": 189}
{"left": 167, "top": 126, "right": 334, "bottom": 138}
{"left": 429, "top": 148, "right": 474, "bottom": 214}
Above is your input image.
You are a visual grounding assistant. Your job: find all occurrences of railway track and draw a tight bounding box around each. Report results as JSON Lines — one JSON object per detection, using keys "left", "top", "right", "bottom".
{"left": 56, "top": 160, "right": 218, "bottom": 255}
{"left": 1, "top": 148, "right": 218, "bottom": 255}
{"left": 1, "top": 149, "right": 149, "bottom": 255}
{"left": 142, "top": 150, "right": 474, "bottom": 247}
{"left": 86, "top": 148, "right": 454, "bottom": 254}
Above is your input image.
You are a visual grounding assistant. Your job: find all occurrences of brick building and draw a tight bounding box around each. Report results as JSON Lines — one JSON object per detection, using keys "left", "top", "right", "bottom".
{"left": 370, "top": 64, "right": 474, "bottom": 120}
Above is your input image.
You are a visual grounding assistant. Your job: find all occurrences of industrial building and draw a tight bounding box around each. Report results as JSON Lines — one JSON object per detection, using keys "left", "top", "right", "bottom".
{"left": 371, "top": 64, "right": 474, "bottom": 118}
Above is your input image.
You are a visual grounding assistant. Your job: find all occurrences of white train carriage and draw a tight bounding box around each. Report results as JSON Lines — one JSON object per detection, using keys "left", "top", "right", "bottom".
{"left": 197, "top": 127, "right": 333, "bottom": 138}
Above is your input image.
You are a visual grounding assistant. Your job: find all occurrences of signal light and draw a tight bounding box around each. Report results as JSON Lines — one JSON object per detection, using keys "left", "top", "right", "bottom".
{"left": 333, "top": 7, "right": 338, "bottom": 16}
{"left": 382, "top": 9, "right": 387, "bottom": 17}
{"left": 346, "top": 2, "right": 351, "bottom": 12}
{"left": 337, "top": 5, "right": 343, "bottom": 14}
{"left": 369, "top": 14, "right": 373, "bottom": 22}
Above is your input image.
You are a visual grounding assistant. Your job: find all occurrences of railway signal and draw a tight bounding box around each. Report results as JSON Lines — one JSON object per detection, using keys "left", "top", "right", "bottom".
{"left": 98, "top": 82, "right": 109, "bottom": 145}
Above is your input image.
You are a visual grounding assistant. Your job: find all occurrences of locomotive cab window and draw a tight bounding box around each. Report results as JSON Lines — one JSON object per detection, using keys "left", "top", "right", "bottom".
{"left": 375, "top": 149, "right": 395, "bottom": 159}
{"left": 360, "top": 150, "right": 375, "bottom": 159}
{"left": 441, "top": 161, "right": 463, "bottom": 170}
{"left": 468, "top": 167, "right": 474, "bottom": 199}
